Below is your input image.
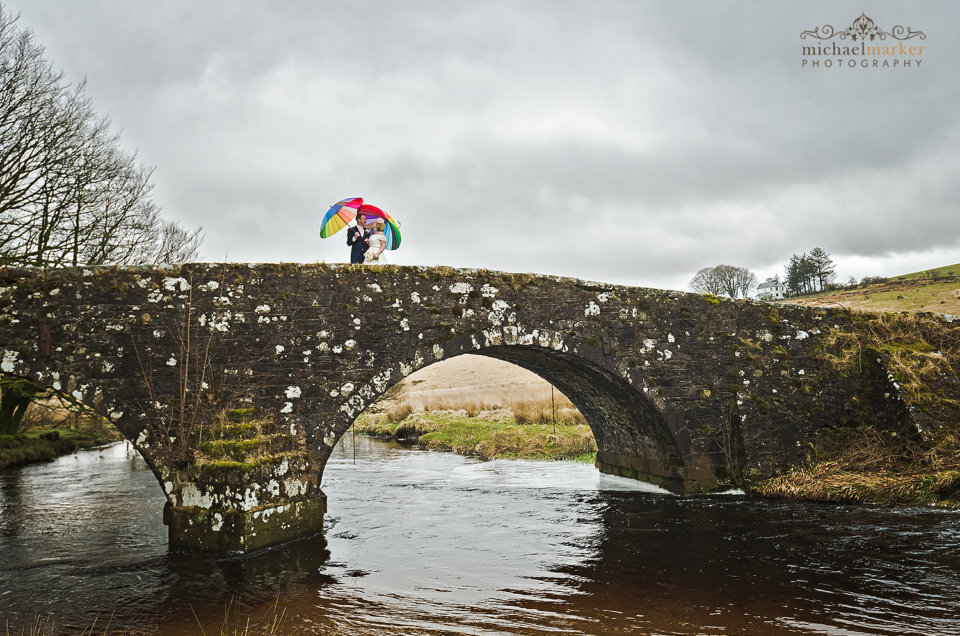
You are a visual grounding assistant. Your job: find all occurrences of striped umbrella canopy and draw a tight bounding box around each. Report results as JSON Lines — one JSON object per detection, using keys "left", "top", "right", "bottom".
{"left": 356, "top": 203, "right": 402, "bottom": 250}
{"left": 319, "top": 197, "right": 401, "bottom": 250}
{"left": 319, "top": 197, "right": 363, "bottom": 238}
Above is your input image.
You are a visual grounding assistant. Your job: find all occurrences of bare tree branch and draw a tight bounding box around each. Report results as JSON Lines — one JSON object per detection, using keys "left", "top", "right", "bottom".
{"left": 0, "top": 6, "right": 203, "bottom": 268}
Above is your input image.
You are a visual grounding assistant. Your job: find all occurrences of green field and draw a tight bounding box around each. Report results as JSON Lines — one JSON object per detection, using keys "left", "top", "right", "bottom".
{"left": 784, "top": 264, "right": 960, "bottom": 314}
{"left": 356, "top": 409, "right": 597, "bottom": 462}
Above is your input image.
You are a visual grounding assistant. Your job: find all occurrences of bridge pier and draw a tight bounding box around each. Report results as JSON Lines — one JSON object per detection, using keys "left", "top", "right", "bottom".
{"left": 594, "top": 450, "right": 724, "bottom": 495}
{"left": 150, "top": 412, "right": 329, "bottom": 553}
{"left": 595, "top": 450, "right": 688, "bottom": 493}
{"left": 163, "top": 495, "right": 327, "bottom": 553}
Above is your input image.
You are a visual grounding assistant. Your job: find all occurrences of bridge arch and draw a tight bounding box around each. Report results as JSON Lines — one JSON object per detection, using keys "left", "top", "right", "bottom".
{"left": 320, "top": 329, "right": 690, "bottom": 493}
{"left": 479, "top": 346, "right": 686, "bottom": 491}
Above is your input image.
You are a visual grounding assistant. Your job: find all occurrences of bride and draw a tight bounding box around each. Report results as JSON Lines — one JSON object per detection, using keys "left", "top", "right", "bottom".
{"left": 365, "top": 221, "right": 388, "bottom": 264}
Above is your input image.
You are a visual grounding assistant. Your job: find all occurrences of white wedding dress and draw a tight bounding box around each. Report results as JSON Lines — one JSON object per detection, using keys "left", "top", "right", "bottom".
{"left": 365, "top": 233, "right": 387, "bottom": 264}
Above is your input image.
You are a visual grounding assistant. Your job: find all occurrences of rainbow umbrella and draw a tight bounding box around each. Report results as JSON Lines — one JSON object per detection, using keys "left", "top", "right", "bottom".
{"left": 319, "top": 197, "right": 363, "bottom": 238}
{"left": 319, "top": 197, "right": 402, "bottom": 250}
{"left": 355, "top": 203, "right": 402, "bottom": 250}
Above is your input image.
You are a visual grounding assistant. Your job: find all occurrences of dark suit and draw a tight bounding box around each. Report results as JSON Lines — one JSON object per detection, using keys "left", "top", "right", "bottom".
{"left": 347, "top": 226, "right": 371, "bottom": 264}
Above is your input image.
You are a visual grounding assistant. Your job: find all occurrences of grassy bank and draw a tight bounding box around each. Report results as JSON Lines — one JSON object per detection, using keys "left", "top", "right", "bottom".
{"left": 753, "top": 462, "right": 960, "bottom": 507}
{"left": 894, "top": 262, "right": 960, "bottom": 280}
{"left": 751, "top": 422, "right": 960, "bottom": 507}
{"left": 0, "top": 398, "right": 124, "bottom": 470}
{"left": 0, "top": 426, "right": 123, "bottom": 470}
{"left": 356, "top": 401, "right": 597, "bottom": 462}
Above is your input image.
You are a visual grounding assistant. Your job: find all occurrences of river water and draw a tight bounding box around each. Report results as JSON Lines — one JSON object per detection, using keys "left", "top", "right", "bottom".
{"left": 1, "top": 437, "right": 959, "bottom": 635}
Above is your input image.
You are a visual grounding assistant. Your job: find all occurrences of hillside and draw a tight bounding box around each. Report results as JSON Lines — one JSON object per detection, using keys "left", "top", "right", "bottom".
{"left": 382, "top": 354, "right": 555, "bottom": 410}
{"left": 782, "top": 266, "right": 960, "bottom": 314}
{"left": 894, "top": 262, "right": 960, "bottom": 280}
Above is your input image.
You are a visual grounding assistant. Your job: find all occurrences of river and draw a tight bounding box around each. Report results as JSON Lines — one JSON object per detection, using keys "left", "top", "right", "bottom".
{"left": 1, "top": 437, "right": 959, "bottom": 634}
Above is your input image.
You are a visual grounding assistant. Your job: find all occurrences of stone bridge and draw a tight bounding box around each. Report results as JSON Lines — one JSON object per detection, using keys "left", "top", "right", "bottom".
{"left": 0, "top": 264, "right": 926, "bottom": 553}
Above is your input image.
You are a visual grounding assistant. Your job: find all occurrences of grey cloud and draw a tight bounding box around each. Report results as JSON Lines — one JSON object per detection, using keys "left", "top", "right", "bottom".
{"left": 9, "top": 0, "right": 959, "bottom": 290}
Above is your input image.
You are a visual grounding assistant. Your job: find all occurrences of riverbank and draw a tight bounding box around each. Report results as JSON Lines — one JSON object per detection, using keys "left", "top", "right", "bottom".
{"left": 355, "top": 403, "right": 597, "bottom": 462}
{"left": 749, "top": 418, "right": 960, "bottom": 508}
{"left": 0, "top": 422, "right": 123, "bottom": 470}
{"left": 752, "top": 462, "right": 960, "bottom": 508}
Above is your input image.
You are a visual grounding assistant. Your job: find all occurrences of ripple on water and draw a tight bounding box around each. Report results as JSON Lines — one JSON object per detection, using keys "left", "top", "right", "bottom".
{"left": 2, "top": 437, "right": 960, "bottom": 634}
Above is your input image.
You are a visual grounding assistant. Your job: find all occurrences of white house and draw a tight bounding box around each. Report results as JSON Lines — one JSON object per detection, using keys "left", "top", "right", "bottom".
{"left": 757, "top": 279, "right": 786, "bottom": 301}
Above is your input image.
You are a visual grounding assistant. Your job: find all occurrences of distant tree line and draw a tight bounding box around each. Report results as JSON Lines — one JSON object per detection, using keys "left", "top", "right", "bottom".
{"left": 690, "top": 246, "right": 920, "bottom": 303}
{"left": 688, "top": 248, "right": 840, "bottom": 301}
{"left": 0, "top": 7, "right": 202, "bottom": 268}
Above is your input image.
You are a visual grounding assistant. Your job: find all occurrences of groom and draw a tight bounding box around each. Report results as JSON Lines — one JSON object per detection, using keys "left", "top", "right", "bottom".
{"left": 346, "top": 213, "right": 371, "bottom": 264}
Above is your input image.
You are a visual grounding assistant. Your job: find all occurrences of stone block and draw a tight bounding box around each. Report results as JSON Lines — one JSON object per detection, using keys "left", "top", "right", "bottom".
{"left": 163, "top": 493, "right": 327, "bottom": 553}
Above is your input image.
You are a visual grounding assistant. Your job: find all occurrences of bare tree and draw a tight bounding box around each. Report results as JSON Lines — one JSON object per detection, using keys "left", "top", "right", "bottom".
{"left": 0, "top": 5, "right": 203, "bottom": 433}
{"left": 0, "top": 6, "right": 202, "bottom": 269}
{"left": 690, "top": 264, "right": 757, "bottom": 299}
{"left": 151, "top": 219, "right": 204, "bottom": 264}
{"left": 689, "top": 267, "right": 725, "bottom": 296}
{"left": 0, "top": 10, "right": 66, "bottom": 261}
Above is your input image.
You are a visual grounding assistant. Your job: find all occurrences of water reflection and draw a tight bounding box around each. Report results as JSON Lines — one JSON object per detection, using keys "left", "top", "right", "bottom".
{"left": 1, "top": 437, "right": 959, "bottom": 634}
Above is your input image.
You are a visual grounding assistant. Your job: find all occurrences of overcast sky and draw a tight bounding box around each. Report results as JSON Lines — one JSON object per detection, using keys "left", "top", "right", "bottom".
{"left": 7, "top": 0, "right": 959, "bottom": 290}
